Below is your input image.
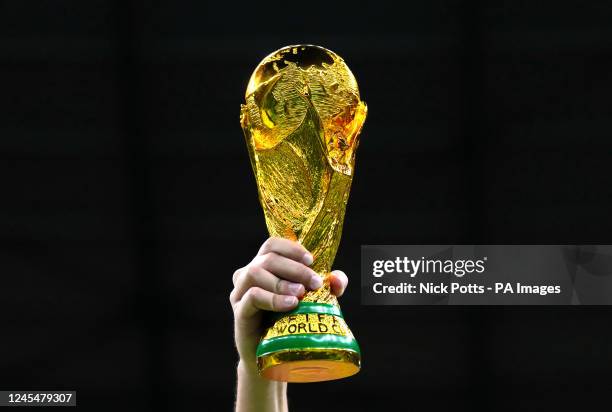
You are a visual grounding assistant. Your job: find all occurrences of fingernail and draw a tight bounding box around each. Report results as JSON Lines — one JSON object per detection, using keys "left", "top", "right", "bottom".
{"left": 302, "top": 253, "right": 314, "bottom": 266}
{"left": 284, "top": 296, "right": 297, "bottom": 306}
{"left": 288, "top": 283, "right": 303, "bottom": 296}
{"left": 310, "top": 275, "right": 323, "bottom": 290}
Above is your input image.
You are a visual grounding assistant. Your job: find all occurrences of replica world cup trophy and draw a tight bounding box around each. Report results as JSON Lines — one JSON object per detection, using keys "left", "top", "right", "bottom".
{"left": 240, "top": 45, "right": 366, "bottom": 383}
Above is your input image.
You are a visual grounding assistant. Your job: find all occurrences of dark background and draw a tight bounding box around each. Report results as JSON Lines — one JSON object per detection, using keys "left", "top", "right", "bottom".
{"left": 1, "top": 1, "right": 611, "bottom": 411}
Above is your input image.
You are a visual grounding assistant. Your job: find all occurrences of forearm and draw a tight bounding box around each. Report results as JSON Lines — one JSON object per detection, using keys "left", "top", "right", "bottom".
{"left": 235, "top": 360, "right": 288, "bottom": 412}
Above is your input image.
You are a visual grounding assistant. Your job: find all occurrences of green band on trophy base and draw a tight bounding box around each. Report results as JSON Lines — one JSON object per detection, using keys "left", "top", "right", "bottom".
{"left": 257, "top": 333, "right": 361, "bottom": 357}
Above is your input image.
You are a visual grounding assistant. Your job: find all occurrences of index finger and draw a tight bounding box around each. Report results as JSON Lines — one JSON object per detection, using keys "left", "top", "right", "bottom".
{"left": 258, "top": 237, "right": 313, "bottom": 265}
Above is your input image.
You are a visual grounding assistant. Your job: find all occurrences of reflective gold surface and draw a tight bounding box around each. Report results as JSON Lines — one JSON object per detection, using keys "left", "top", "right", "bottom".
{"left": 262, "top": 312, "right": 352, "bottom": 339}
{"left": 258, "top": 348, "right": 360, "bottom": 383}
{"left": 241, "top": 45, "right": 366, "bottom": 277}
{"left": 241, "top": 45, "right": 365, "bottom": 382}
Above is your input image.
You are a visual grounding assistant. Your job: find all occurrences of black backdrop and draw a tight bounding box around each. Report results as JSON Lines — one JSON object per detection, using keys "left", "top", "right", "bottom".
{"left": 2, "top": 1, "right": 612, "bottom": 411}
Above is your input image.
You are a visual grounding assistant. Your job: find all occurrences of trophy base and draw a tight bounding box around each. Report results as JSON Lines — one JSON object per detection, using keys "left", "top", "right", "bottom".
{"left": 258, "top": 347, "right": 360, "bottom": 383}
{"left": 255, "top": 301, "right": 361, "bottom": 383}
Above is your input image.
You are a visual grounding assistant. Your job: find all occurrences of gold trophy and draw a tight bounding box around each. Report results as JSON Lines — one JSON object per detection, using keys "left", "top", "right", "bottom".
{"left": 240, "top": 45, "right": 366, "bottom": 383}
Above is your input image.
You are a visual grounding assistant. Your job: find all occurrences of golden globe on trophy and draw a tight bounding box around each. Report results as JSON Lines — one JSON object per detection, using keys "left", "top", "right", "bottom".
{"left": 240, "top": 45, "right": 366, "bottom": 383}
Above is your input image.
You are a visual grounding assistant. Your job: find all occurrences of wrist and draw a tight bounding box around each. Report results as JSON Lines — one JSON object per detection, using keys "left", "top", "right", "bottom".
{"left": 238, "top": 358, "right": 260, "bottom": 378}
{"left": 237, "top": 359, "right": 288, "bottom": 393}
{"left": 236, "top": 359, "right": 288, "bottom": 412}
